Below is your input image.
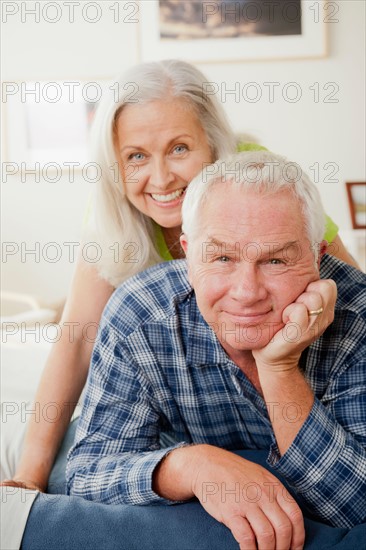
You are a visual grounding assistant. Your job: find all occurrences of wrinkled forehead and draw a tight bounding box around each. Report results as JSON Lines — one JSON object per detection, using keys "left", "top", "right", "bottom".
{"left": 187, "top": 184, "right": 306, "bottom": 251}
{"left": 201, "top": 183, "right": 302, "bottom": 226}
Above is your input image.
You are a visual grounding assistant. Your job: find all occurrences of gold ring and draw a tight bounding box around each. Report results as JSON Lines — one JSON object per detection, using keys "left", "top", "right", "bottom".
{"left": 308, "top": 307, "right": 323, "bottom": 316}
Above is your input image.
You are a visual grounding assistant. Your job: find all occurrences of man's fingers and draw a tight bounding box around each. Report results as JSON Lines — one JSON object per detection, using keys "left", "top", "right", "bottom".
{"left": 282, "top": 302, "right": 309, "bottom": 330}
{"left": 283, "top": 291, "right": 331, "bottom": 341}
{"left": 245, "top": 508, "right": 277, "bottom": 549}
{"left": 276, "top": 491, "right": 305, "bottom": 550}
{"left": 227, "top": 505, "right": 300, "bottom": 550}
{"left": 226, "top": 515, "right": 257, "bottom": 550}
{"left": 299, "top": 279, "right": 337, "bottom": 325}
{"left": 306, "top": 278, "right": 337, "bottom": 299}
{"left": 258, "top": 507, "right": 293, "bottom": 549}
{"left": 296, "top": 290, "right": 323, "bottom": 314}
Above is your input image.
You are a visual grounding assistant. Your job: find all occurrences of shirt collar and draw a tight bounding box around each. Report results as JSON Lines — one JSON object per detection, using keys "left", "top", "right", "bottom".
{"left": 183, "top": 292, "right": 231, "bottom": 368}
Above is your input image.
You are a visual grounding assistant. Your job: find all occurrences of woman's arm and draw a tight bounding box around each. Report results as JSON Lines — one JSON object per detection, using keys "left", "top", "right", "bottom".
{"left": 328, "top": 234, "right": 361, "bottom": 270}
{"left": 2, "top": 254, "right": 114, "bottom": 491}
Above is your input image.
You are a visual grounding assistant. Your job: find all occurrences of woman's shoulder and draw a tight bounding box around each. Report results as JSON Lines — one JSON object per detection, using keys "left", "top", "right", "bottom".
{"left": 236, "top": 142, "right": 268, "bottom": 152}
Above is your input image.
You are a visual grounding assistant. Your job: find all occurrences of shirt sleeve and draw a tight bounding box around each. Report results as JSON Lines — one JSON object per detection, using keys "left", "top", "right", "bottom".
{"left": 267, "top": 355, "right": 366, "bottom": 528}
{"left": 66, "top": 323, "right": 188, "bottom": 505}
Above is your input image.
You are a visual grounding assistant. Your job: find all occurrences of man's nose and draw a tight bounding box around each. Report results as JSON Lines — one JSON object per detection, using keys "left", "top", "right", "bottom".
{"left": 149, "top": 158, "right": 174, "bottom": 189}
{"left": 229, "top": 263, "right": 268, "bottom": 304}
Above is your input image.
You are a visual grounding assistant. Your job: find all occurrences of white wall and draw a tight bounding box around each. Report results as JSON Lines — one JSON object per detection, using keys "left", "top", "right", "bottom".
{"left": 1, "top": 0, "right": 365, "bottom": 302}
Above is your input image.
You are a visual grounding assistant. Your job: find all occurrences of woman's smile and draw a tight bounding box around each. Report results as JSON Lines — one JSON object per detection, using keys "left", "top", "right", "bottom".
{"left": 150, "top": 187, "right": 187, "bottom": 206}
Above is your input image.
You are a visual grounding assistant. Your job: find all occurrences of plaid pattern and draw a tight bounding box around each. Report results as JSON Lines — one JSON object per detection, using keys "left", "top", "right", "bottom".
{"left": 66, "top": 255, "right": 366, "bottom": 527}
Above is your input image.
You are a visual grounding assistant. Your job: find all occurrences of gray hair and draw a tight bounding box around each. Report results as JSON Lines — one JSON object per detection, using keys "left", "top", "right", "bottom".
{"left": 182, "top": 151, "right": 326, "bottom": 260}
{"left": 87, "top": 60, "right": 236, "bottom": 287}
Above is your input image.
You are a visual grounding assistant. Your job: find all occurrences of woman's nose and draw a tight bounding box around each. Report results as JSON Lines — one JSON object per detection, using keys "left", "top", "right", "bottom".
{"left": 149, "top": 158, "right": 174, "bottom": 189}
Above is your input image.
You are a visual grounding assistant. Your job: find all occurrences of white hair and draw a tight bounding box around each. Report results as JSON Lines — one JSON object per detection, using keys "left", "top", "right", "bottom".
{"left": 86, "top": 59, "right": 236, "bottom": 287}
{"left": 182, "top": 151, "right": 326, "bottom": 260}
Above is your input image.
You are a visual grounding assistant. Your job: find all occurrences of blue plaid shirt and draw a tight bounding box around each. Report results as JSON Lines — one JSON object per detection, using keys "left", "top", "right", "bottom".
{"left": 66, "top": 255, "right": 366, "bottom": 528}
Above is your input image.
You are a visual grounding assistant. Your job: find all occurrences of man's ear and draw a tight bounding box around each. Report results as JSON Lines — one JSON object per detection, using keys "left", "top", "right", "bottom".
{"left": 180, "top": 234, "right": 188, "bottom": 256}
{"left": 318, "top": 239, "right": 328, "bottom": 268}
{"left": 180, "top": 234, "right": 193, "bottom": 285}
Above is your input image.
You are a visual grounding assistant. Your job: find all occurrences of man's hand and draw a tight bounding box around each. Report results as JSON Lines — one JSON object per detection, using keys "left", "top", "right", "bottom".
{"left": 251, "top": 279, "right": 337, "bottom": 455}
{"left": 154, "top": 444, "right": 305, "bottom": 550}
{"left": 193, "top": 446, "right": 304, "bottom": 550}
{"left": 253, "top": 279, "right": 337, "bottom": 371}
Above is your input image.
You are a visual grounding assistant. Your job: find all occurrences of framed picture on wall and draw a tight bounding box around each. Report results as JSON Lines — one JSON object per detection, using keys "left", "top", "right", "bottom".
{"left": 138, "top": 0, "right": 328, "bottom": 63}
{"left": 2, "top": 81, "right": 100, "bottom": 173}
{"left": 346, "top": 182, "right": 366, "bottom": 229}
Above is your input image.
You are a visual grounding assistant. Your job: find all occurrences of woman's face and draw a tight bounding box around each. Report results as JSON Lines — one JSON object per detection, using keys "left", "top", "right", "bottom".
{"left": 115, "top": 98, "right": 213, "bottom": 229}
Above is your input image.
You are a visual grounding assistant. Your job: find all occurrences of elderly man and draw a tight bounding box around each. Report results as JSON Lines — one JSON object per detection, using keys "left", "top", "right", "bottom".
{"left": 67, "top": 151, "right": 366, "bottom": 550}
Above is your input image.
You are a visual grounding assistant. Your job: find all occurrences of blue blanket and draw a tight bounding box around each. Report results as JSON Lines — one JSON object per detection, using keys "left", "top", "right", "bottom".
{"left": 21, "top": 491, "right": 366, "bottom": 550}
{"left": 21, "top": 443, "right": 366, "bottom": 549}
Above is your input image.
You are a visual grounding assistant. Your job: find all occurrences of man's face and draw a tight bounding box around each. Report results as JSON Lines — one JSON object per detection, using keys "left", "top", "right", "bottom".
{"left": 181, "top": 184, "right": 321, "bottom": 361}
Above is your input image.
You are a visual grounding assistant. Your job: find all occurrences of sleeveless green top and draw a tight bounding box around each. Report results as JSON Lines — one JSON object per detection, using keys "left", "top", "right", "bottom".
{"left": 156, "top": 142, "right": 338, "bottom": 260}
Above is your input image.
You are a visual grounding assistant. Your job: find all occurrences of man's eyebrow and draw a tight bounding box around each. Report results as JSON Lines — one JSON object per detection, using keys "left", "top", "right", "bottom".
{"left": 266, "top": 241, "right": 300, "bottom": 255}
{"left": 204, "top": 237, "right": 300, "bottom": 254}
{"left": 205, "top": 237, "right": 239, "bottom": 250}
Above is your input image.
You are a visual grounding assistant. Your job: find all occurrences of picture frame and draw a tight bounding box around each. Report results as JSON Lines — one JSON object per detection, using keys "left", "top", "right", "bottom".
{"left": 138, "top": 0, "right": 328, "bottom": 63}
{"left": 346, "top": 182, "right": 366, "bottom": 230}
{"left": 2, "top": 80, "right": 100, "bottom": 172}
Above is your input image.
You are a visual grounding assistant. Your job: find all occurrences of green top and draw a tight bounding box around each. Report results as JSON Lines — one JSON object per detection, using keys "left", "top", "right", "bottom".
{"left": 155, "top": 223, "right": 175, "bottom": 261}
{"left": 155, "top": 142, "right": 338, "bottom": 259}
{"left": 324, "top": 216, "right": 339, "bottom": 243}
